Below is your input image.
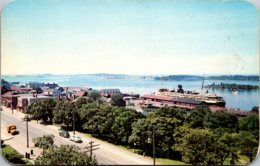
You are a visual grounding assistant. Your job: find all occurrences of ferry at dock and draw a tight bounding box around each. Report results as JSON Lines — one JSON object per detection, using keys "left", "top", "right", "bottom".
{"left": 155, "top": 85, "right": 226, "bottom": 107}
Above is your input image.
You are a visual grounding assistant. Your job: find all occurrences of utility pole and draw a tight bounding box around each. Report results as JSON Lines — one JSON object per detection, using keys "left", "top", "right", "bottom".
{"left": 73, "top": 108, "right": 75, "bottom": 135}
{"left": 153, "top": 126, "right": 156, "bottom": 166}
{"left": 26, "top": 116, "right": 29, "bottom": 148}
{"left": 83, "top": 141, "right": 100, "bottom": 160}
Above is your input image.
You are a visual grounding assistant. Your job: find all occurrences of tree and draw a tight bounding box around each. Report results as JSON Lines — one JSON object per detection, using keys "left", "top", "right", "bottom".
{"left": 32, "top": 134, "right": 54, "bottom": 150}
{"left": 41, "top": 98, "right": 57, "bottom": 124}
{"left": 111, "top": 107, "right": 143, "bottom": 144}
{"left": 203, "top": 112, "right": 238, "bottom": 131}
{"left": 238, "top": 131, "right": 258, "bottom": 162}
{"left": 75, "top": 97, "right": 92, "bottom": 110}
{"left": 53, "top": 100, "right": 78, "bottom": 128}
{"left": 129, "top": 112, "right": 180, "bottom": 157}
{"left": 25, "top": 98, "right": 57, "bottom": 124}
{"left": 35, "top": 144, "right": 97, "bottom": 165}
{"left": 184, "top": 106, "right": 210, "bottom": 128}
{"left": 79, "top": 103, "right": 114, "bottom": 138}
{"left": 111, "top": 94, "right": 125, "bottom": 107}
{"left": 88, "top": 90, "right": 101, "bottom": 101}
{"left": 173, "top": 126, "right": 222, "bottom": 165}
{"left": 215, "top": 133, "right": 239, "bottom": 164}
{"left": 239, "top": 114, "right": 259, "bottom": 139}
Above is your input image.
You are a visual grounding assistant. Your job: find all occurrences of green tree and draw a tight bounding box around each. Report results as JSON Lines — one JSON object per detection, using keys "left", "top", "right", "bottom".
{"left": 184, "top": 106, "right": 210, "bottom": 128}
{"left": 32, "top": 134, "right": 54, "bottom": 150}
{"left": 88, "top": 90, "right": 101, "bottom": 101}
{"left": 239, "top": 114, "right": 259, "bottom": 139}
{"left": 75, "top": 97, "right": 92, "bottom": 110}
{"left": 238, "top": 131, "right": 258, "bottom": 162}
{"left": 111, "top": 94, "right": 126, "bottom": 107}
{"left": 79, "top": 103, "right": 114, "bottom": 137}
{"left": 173, "top": 126, "right": 222, "bottom": 165}
{"left": 25, "top": 98, "right": 56, "bottom": 123}
{"left": 203, "top": 112, "right": 238, "bottom": 131}
{"left": 53, "top": 100, "right": 78, "bottom": 127}
{"left": 215, "top": 133, "right": 239, "bottom": 164}
{"left": 35, "top": 144, "right": 97, "bottom": 165}
{"left": 129, "top": 112, "right": 180, "bottom": 157}
{"left": 41, "top": 98, "right": 57, "bottom": 124}
{"left": 111, "top": 107, "right": 143, "bottom": 144}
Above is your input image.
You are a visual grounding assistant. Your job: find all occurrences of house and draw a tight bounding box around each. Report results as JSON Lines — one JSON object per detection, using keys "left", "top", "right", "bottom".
{"left": 52, "top": 87, "right": 65, "bottom": 97}
{"left": 44, "top": 83, "right": 58, "bottom": 89}
{"left": 74, "top": 90, "right": 88, "bottom": 98}
{"left": 100, "top": 89, "right": 121, "bottom": 97}
{"left": 41, "top": 87, "right": 55, "bottom": 96}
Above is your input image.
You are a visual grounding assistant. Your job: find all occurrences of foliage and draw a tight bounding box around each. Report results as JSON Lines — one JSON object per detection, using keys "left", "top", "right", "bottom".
{"left": 239, "top": 114, "right": 259, "bottom": 139}
{"left": 79, "top": 103, "right": 142, "bottom": 144}
{"left": 129, "top": 111, "right": 180, "bottom": 157}
{"left": 32, "top": 134, "right": 54, "bottom": 150}
{"left": 111, "top": 107, "right": 144, "bottom": 144}
{"left": 237, "top": 131, "right": 259, "bottom": 162}
{"left": 184, "top": 106, "right": 210, "bottom": 128}
{"left": 75, "top": 97, "right": 92, "bottom": 110}
{"left": 53, "top": 100, "right": 79, "bottom": 127}
{"left": 35, "top": 144, "right": 97, "bottom": 165}
{"left": 203, "top": 112, "right": 238, "bottom": 131}
{"left": 79, "top": 103, "right": 113, "bottom": 137}
{"left": 88, "top": 90, "right": 101, "bottom": 101}
{"left": 173, "top": 126, "right": 222, "bottom": 165}
{"left": 2, "top": 145, "right": 25, "bottom": 164}
{"left": 26, "top": 98, "right": 57, "bottom": 123}
{"left": 205, "top": 82, "right": 259, "bottom": 90}
{"left": 111, "top": 94, "right": 126, "bottom": 107}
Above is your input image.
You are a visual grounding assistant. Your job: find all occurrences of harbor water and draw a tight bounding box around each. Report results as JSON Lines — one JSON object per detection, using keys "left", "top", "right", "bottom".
{"left": 2, "top": 75, "right": 259, "bottom": 111}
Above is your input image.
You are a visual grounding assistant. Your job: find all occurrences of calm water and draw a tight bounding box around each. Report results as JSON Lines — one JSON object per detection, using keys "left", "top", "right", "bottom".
{"left": 2, "top": 75, "right": 259, "bottom": 111}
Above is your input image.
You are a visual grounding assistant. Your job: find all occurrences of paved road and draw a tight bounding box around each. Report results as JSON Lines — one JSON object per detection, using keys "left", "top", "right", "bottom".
{"left": 1, "top": 107, "right": 154, "bottom": 165}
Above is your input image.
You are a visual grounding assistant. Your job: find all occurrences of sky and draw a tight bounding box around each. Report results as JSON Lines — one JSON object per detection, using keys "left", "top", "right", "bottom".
{"left": 1, "top": 0, "right": 259, "bottom": 75}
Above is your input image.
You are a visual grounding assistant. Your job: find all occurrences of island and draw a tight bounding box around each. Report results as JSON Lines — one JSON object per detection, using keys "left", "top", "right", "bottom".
{"left": 205, "top": 83, "right": 259, "bottom": 90}
{"left": 154, "top": 75, "right": 259, "bottom": 81}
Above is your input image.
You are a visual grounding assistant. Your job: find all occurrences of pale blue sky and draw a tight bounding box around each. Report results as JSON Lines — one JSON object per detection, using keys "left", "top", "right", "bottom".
{"left": 1, "top": 0, "right": 259, "bottom": 75}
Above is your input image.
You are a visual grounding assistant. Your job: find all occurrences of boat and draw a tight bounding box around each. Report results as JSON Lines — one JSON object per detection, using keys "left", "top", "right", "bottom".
{"left": 155, "top": 85, "right": 226, "bottom": 107}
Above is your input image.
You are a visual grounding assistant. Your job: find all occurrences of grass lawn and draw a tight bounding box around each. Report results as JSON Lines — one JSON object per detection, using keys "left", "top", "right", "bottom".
{"left": 223, "top": 154, "right": 250, "bottom": 165}
{"left": 1, "top": 144, "right": 32, "bottom": 165}
{"left": 156, "top": 158, "right": 186, "bottom": 165}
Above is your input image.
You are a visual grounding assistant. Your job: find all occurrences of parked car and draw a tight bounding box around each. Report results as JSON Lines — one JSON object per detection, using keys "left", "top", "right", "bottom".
{"left": 58, "top": 129, "right": 70, "bottom": 138}
{"left": 69, "top": 135, "right": 82, "bottom": 143}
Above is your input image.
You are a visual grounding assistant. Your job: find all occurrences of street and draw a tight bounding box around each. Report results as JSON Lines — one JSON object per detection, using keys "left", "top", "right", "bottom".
{"left": 1, "top": 106, "right": 154, "bottom": 165}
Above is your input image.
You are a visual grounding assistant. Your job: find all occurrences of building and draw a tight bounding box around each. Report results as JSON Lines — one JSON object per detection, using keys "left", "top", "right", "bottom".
{"left": 100, "top": 89, "right": 121, "bottom": 97}
{"left": 140, "top": 94, "right": 205, "bottom": 109}
{"left": 74, "top": 90, "right": 88, "bottom": 98}
{"left": 52, "top": 87, "right": 65, "bottom": 97}
{"left": 10, "top": 86, "right": 32, "bottom": 94}
{"left": 16, "top": 94, "right": 50, "bottom": 112}
{"left": 1, "top": 91, "right": 17, "bottom": 108}
{"left": 44, "top": 83, "right": 58, "bottom": 89}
